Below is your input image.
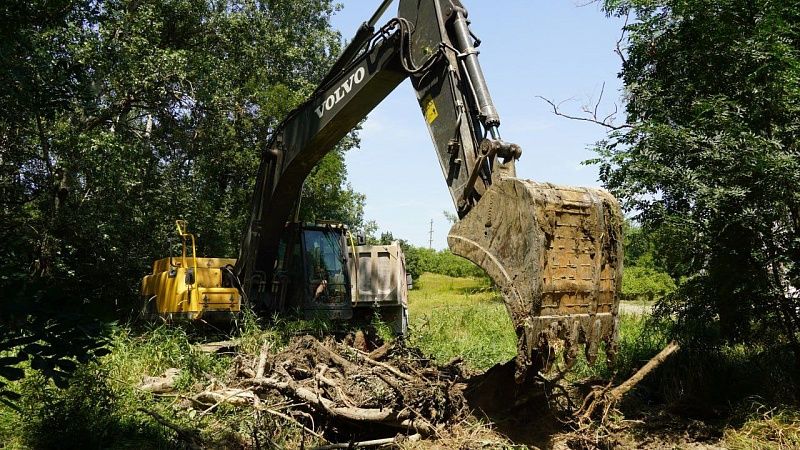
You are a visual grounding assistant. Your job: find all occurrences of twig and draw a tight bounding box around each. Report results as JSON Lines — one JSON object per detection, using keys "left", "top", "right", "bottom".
{"left": 537, "top": 95, "right": 632, "bottom": 131}
{"left": 260, "top": 407, "right": 327, "bottom": 441}
{"left": 615, "top": 13, "right": 630, "bottom": 66}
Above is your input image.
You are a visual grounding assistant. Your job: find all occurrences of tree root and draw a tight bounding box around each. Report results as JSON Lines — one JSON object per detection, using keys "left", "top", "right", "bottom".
{"left": 166, "top": 335, "right": 466, "bottom": 443}
{"left": 575, "top": 340, "right": 681, "bottom": 426}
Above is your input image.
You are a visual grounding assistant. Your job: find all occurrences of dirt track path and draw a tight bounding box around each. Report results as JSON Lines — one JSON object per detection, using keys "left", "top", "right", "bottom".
{"left": 619, "top": 301, "right": 653, "bottom": 315}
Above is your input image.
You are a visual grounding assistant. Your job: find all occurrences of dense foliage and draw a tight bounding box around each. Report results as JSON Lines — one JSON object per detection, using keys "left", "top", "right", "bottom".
{"left": 621, "top": 221, "right": 677, "bottom": 300}
{"left": 0, "top": 0, "right": 366, "bottom": 387}
{"left": 595, "top": 0, "right": 800, "bottom": 359}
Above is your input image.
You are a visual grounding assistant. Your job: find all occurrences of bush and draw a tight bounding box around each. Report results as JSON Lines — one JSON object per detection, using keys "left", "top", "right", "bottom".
{"left": 403, "top": 245, "right": 485, "bottom": 280}
{"left": 12, "top": 364, "right": 170, "bottom": 449}
{"left": 622, "top": 266, "right": 677, "bottom": 301}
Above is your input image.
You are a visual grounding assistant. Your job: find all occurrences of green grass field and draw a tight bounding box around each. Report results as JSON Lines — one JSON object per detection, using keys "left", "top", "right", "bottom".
{"left": 407, "top": 273, "right": 517, "bottom": 371}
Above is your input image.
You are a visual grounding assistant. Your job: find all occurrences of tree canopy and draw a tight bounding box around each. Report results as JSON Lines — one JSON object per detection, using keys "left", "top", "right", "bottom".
{"left": 594, "top": 0, "right": 800, "bottom": 357}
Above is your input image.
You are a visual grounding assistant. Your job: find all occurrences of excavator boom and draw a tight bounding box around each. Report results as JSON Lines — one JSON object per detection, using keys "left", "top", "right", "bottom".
{"left": 232, "top": 0, "right": 623, "bottom": 380}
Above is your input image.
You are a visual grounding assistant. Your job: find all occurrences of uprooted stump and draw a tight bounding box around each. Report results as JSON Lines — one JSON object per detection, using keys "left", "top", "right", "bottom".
{"left": 252, "top": 336, "right": 468, "bottom": 435}
{"left": 182, "top": 335, "right": 469, "bottom": 441}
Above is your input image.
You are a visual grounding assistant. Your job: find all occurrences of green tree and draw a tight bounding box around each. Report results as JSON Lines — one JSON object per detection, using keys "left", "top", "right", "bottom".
{"left": 594, "top": 0, "right": 800, "bottom": 362}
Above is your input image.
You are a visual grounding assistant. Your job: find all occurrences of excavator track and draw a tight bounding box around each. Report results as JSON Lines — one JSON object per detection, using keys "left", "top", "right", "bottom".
{"left": 448, "top": 178, "right": 623, "bottom": 381}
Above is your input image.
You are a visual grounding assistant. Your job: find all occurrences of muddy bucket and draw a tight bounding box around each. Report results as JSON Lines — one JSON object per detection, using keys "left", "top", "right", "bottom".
{"left": 448, "top": 177, "right": 623, "bottom": 381}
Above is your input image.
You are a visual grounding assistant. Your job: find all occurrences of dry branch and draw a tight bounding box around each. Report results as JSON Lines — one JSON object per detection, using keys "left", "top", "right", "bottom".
{"left": 194, "top": 388, "right": 257, "bottom": 415}
{"left": 256, "top": 339, "right": 271, "bottom": 379}
{"left": 314, "top": 340, "right": 360, "bottom": 372}
{"left": 368, "top": 341, "right": 392, "bottom": 361}
{"left": 249, "top": 375, "right": 435, "bottom": 434}
{"left": 339, "top": 343, "right": 415, "bottom": 382}
{"left": 576, "top": 340, "right": 681, "bottom": 424}
{"left": 537, "top": 91, "right": 631, "bottom": 131}
{"left": 310, "top": 433, "right": 421, "bottom": 450}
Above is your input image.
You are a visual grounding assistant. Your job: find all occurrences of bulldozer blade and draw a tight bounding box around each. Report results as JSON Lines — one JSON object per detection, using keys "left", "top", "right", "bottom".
{"left": 448, "top": 177, "right": 623, "bottom": 381}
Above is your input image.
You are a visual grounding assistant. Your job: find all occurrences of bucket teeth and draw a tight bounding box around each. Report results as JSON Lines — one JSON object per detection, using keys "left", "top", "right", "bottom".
{"left": 448, "top": 177, "right": 623, "bottom": 381}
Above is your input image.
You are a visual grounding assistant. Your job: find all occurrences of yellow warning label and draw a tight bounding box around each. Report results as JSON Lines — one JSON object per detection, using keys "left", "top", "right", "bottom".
{"left": 422, "top": 96, "right": 438, "bottom": 124}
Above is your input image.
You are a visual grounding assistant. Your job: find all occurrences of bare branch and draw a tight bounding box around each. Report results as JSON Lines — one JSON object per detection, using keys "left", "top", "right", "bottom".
{"left": 594, "top": 82, "right": 605, "bottom": 118}
{"left": 616, "top": 13, "right": 630, "bottom": 66}
{"left": 537, "top": 95, "right": 632, "bottom": 131}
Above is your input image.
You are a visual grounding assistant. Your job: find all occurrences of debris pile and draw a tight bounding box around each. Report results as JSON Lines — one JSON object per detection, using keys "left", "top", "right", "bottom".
{"left": 141, "top": 335, "right": 470, "bottom": 442}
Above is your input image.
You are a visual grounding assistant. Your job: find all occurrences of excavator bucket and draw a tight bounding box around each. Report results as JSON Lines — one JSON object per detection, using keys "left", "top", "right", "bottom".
{"left": 448, "top": 178, "right": 623, "bottom": 381}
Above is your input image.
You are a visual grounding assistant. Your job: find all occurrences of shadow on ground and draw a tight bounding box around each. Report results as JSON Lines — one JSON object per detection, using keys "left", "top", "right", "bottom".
{"left": 465, "top": 360, "right": 568, "bottom": 448}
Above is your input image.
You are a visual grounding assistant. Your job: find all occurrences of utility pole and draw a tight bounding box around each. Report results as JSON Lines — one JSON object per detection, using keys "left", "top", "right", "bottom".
{"left": 429, "top": 219, "right": 434, "bottom": 249}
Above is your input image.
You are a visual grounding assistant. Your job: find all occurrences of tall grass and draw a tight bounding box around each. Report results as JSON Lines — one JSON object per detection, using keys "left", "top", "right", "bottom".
{"left": 0, "top": 320, "right": 316, "bottom": 449}
{"left": 407, "top": 273, "right": 517, "bottom": 371}
{"left": 723, "top": 407, "right": 800, "bottom": 449}
{"left": 1, "top": 324, "right": 224, "bottom": 449}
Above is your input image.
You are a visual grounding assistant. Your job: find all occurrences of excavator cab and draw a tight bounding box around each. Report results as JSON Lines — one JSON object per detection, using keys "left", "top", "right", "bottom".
{"left": 273, "top": 223, "right": 354, "bottom": 320}
{"left": 269, "top": 222, "right": 410, "bottom": 333}
{"left": 143, "top": 221, "right": 410, "bottom": 333}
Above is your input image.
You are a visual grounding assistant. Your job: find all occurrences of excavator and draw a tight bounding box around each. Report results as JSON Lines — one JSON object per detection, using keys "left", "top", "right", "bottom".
{"left": 142, "top": 0, "right": 623, "bottom": 380}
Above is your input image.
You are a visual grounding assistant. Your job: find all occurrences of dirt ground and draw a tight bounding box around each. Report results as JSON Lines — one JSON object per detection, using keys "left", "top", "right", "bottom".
{"left": 452, "top": 360, "right": 733, "bottom": 450}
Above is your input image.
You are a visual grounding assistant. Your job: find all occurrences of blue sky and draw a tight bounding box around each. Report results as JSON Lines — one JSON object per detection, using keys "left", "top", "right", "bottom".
{"left": 329, "top": 1, "right": 626, "bottom": 249}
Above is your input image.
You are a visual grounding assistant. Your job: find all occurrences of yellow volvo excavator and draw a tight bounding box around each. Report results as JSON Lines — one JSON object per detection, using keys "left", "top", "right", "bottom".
{"left": 142, "top": 0, "right": 623, "bottom": 380}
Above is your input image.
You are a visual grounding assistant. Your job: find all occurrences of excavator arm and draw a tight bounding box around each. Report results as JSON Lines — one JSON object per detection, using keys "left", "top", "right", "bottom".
{"left": 235, "top": 0, "right": 623, "bottom": 380}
